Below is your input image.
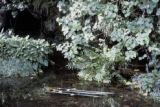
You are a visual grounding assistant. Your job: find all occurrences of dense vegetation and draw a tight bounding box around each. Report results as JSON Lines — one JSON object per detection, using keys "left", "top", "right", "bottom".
{"left": 0, "top": 32, "right": 53, "bottom": 77}
{"left": 56, "top": 0, "right": 160, "bottom": 100}
{"left": 1, "top": 0, "right": 160, "bottom": 101}
{"left": 0, "top": 0, "right": 55, "bottom": 76}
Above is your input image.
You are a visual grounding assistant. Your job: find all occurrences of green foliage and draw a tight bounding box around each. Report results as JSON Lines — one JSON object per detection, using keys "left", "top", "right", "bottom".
{"left": 133, "top": 72, "right": 156, "bottom": 94}
{"left": 0, "top": 33, "right": 53, "bottom": 77}
{"left": 0, "top": 57, "right": 34, "bottom": 77}
{"left": 56, "top": 0, "right": 160, "bottom": 85}
{"left": 0, "top": 0, "right": 29, "bottom": 18}
{"left": 132, "top": 70, "right": 160, "bottom": 101}
{"left": 67, "top": 47, "right": 124, "bottom": 82}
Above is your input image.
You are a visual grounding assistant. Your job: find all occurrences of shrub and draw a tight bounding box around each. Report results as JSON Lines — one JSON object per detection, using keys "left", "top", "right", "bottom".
{"left": 0, "top": 57, "right": 34, "bottom": 77}
{"left": 0, "top": 32, "right": 53, "bottom": 77}
{"left": 132, "top": 70, "right": 160, "bottom": 101}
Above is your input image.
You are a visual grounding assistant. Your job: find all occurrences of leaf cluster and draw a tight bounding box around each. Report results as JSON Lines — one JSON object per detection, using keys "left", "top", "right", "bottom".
{"left": 56, "top": 0, "right": 160, "bottom": 84}
{"left": 0, "top": 32, "right": 53, "bottom": 77}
